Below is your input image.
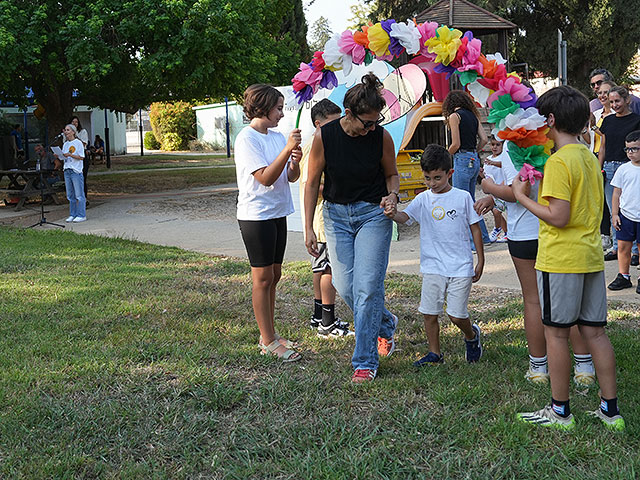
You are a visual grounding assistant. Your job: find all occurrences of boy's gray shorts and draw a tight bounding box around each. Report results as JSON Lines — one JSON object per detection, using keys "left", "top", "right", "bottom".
{"left": 311, "top": 242, "right": 331, "bottom": 273}
{"left": 536, "top": 270, "right": 607, "bottom": 328}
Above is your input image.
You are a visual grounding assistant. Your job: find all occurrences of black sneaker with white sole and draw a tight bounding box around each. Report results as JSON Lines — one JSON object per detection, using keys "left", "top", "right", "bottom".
{"left": 317, "top": 320, "right": 355, "bottom": 338}
{"left": 310, "top": 315, "right": 322, "bottom": 329}
{"left": 607, "top": 273, "right": 632, "bottom": 291}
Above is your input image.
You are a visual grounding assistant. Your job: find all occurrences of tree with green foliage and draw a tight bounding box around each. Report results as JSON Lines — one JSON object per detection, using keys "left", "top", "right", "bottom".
{"left": 347, "top": 1, "right": 378, "bottom": 30}
{"left": 367, "top": 0, "right": 640, "bottom": 93}
{"left": 0, "top": 0, "right": 308, "bottom": 139}
{"left": 309, "top": 16, "right": 333, "bottom": 52}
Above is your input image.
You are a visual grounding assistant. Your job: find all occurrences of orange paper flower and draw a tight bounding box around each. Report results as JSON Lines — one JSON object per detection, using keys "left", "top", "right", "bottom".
{"left": 498, "top": 126, "right": 549, "bottom": 148}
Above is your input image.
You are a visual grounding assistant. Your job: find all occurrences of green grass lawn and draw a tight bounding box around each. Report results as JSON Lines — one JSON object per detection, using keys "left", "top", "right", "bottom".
{"left": 92, "top": 153, "right": 234, "bottom": 172}
{"left": 88, "top": 166, "right": 237, "bottom": 195}
{"left": 0, "top": 227, "right": 638, "bottom": 479}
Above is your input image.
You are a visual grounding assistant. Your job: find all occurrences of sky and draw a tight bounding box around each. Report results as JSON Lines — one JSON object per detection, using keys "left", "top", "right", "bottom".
{"left": 304, "top": 0, "right": 359, "bottom": 41}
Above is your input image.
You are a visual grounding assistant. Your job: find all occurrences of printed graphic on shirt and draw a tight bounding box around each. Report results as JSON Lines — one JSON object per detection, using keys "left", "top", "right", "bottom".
{"left": 446, "top": 209, "right": 457, "bottom": 220}
{"left": 432, "top": 206, "right": 445, "bottom": 220}
{"left": 69, "top": 146, "right": 76, "bottom": 154}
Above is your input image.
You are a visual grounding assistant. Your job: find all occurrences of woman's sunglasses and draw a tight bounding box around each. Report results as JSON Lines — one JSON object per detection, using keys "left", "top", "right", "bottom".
{"left": 590, "top": 79, "right": 604, "bottom": 88}
{"left": 353, "top": 112, "right": 385, "bottom": 129}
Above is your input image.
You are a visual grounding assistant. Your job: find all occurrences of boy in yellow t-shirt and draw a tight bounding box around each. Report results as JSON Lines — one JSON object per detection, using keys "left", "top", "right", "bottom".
{"left": 299, "top": 99, "right": 354, "bottom": 337}
{"left": 512, "top": 86, "right": 624, "bottom": 431}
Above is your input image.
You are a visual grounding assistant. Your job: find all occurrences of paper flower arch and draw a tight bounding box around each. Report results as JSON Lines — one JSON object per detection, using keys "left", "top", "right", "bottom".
{"left": 291, "top": 20, "right": 551, "bottom": 172}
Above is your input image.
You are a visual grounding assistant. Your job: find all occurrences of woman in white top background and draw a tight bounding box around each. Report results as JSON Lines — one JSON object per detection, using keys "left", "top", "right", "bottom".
{"left": 234, "top": 84, "right": 302, "bottom": 362}
{"left": 61, "top": 124, "right": 86, "bottom": 222}
{"left": 70, "top": 116, "right": 90, "bottom": 200}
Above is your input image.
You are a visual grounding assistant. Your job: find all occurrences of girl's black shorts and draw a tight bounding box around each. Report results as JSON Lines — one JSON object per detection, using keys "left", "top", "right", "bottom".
{"left": 507, "top": 238, "right": 538, "bottom": 260}
{"left": 238, "top": 217, "right": 287, "bottom": 267}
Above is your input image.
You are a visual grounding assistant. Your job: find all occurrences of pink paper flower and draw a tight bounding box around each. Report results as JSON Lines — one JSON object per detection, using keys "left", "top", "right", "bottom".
{"left": 291, "top": 62, "right": 323, "bottom": 95}
{"left": 518, "top": 163, "right": 544, "bottom": 185}
{"left": 486, "top": 76, "right": 532, "bottom": 108}
{"left": 338, "top": 30, "right": 366, "bottom": 64}
{"left": 417, "top": 21, "right": 438, "bottom": 59}
{"left": 456, "top": 31, "right": 483, "bottom": 73}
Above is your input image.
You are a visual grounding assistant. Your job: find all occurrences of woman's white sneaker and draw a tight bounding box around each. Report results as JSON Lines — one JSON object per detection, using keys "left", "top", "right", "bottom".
{"left": 65, "top": 216, "right": 75, "bottom": 222}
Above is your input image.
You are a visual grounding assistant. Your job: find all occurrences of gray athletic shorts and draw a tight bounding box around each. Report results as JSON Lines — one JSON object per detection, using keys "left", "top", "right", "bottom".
{"left": 536, "top": 270, "right": 607, "bottom": 328}
{"left": 311, "top": 242, "right": 331, "bottom": 273}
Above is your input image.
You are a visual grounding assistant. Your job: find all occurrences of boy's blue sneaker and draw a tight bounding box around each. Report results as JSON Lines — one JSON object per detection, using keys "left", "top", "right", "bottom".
{"left": 413, "top": 352, "right": 444, "bottom": 367}
{"left": 465, "top": 323, "right": 483, "bottom": 363}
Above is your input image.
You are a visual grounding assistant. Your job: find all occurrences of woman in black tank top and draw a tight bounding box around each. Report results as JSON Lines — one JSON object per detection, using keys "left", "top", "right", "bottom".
{"left": 442, "top": 90, "right": 490, "bottom": 243}
{"left": 303, "top": 73, "right": 400, "bottom": 383}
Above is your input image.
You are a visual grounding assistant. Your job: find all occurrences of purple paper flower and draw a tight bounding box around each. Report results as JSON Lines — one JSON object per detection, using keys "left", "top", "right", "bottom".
{"left": 381, "top": 19, "right": 404, "bottom": 56}
{"left": 320, "top": 70, "right": 338, "bottom": 89}
{"left": 434, "top": 62, "right": 457, "bottom": 79}
{"left": 295, "top": 85, "right": 314, "bottom": 104}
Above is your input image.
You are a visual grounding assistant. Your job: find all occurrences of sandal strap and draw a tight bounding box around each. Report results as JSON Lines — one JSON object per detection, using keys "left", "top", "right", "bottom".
{"left": 263, "top": 340, "right": 300, "bottom": 362}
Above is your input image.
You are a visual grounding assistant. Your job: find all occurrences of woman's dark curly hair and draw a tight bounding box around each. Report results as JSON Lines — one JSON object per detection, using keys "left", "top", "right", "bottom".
{"left": 441, "top": 90, "right": 480, "bottom": 123}
{"left": 343, "top": 72, "right": 386, "bottom": 115}
{"left": 243, "top": 84, "right": 283, "bottom": 120}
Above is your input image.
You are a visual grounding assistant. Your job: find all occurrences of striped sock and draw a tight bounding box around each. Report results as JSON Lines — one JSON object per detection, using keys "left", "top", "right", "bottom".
{"left": 574, "top": 353, "right": 594, "bottom": 373}
{"left": 529, "top": 355, "right": 548, "bottom": 373}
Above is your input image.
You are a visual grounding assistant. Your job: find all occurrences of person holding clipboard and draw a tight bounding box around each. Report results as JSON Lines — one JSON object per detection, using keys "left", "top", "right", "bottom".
{"left": 55, "top": 124, "right": 87, "bottom": 222}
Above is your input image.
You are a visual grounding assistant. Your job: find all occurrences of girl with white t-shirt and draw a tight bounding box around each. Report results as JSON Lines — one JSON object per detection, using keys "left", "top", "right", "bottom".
{"left": 61, "top": 124, "right": 86, "bottom": 222}
{"left": 477, "top": 149, "right": 596, "bottom": 385}
{"left": 70, "top": 116, "right": 90, "bottom": 199}
{"left": 235, "top": 84, "right": 302, "bottom": 363}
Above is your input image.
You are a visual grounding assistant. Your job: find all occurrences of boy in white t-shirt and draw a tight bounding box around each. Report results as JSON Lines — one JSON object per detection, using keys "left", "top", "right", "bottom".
{"left": 607, "top": 130, "right": 640, "bottom": 294}
{"left": 483, "top": 137, "right": 508, "bottom": 242}
{"left": 387, "top": 144, "right": 484, "bottom": 365}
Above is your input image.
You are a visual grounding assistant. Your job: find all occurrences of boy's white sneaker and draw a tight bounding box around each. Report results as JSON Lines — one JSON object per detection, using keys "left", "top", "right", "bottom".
{"left": 517, "top": 405, "right": 575, "bottom": 430}
{"left": 65, "top": 216, "right": 75, "bottom": 223}
{"left": 525, "top": 368, "right": 549, "bottom": 384}
{"left": 72, "top": 216, "right": 87, "bottom": 223}
{"left": 488, "top": 227, "right": 502, "bottom": 243}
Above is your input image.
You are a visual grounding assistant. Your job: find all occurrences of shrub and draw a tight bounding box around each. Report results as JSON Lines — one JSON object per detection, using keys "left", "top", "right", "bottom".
{"left": 149, "top": 101, "right": 196, "bottom": 151}
{"left": 144, "top": 131, "right": 161, "bottom": 150}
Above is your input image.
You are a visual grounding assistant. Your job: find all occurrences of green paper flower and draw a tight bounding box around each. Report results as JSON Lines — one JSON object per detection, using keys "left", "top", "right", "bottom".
{"left": 457, "top": 70, "right": 478, "bottom": 86}
{"left": 365, "top": 51, "right": 374, "bottom": 65}
{"left": 507, "top": 142, "right": 549, "bottom": 172}
{"left": 487, "top": 94, "right": 520, "bottom": 124}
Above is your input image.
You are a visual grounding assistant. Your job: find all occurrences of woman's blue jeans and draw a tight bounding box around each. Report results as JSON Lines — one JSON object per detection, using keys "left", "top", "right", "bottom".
{"left": 452, "top": 151, "right": 490, "bottom": 243}
{"left": 323, "top": 201, "right": 397, "bottom": 371}
{"left": 603, "top": 161, "right": 638, "bottom": 254}
{"left": 64, "top": 169, "right": 86, "bottom": 218}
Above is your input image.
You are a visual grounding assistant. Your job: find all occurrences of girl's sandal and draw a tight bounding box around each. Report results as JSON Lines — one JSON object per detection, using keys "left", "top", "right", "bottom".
{"left": 259, "top": 334, "right": 298, "bottom": 350}
{"left": 260, "top": 340, "right": 301, "bottom": 363}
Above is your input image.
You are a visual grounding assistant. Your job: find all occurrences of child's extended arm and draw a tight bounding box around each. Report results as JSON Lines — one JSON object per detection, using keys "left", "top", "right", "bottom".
{"left": 470, "top": 223, "right": 484, "bottom": 282}
{"left": 386, "top": 211, "right": 410, "bottom": 223}
{"left": 481, "top": 177, "right": 516, "bottom": 202}
{"left": 611, "top": 187, "right": 622, "bottom": 231}
{"left": 512, "top": 176, "right": 571, "bottom": 228}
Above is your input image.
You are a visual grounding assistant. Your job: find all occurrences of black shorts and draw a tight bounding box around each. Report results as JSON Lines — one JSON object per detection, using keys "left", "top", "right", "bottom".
{"left": 238, "top": 217, "right": 287, "bottom": 267}
{"left": 508, "top": 239, "right": 538, "bottom": 260}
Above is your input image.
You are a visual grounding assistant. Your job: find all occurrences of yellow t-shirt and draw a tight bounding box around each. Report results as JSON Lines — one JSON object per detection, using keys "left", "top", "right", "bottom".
{"left": 298, "top": 142, "right": 326, "bottom": 243}
{"left": 535, "top": 143, "right": 604, "bottom": 273}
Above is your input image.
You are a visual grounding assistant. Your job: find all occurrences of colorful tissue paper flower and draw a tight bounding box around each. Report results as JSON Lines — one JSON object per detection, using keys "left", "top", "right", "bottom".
{"left": 292, "top": 62, "right": 323, "bottom": 91}
{"left": 417, "top": 21, "right": 438, "bottom": 58}
{"left": 323, "top": 34, "right": 353, "bottom": 75}
{"left": 434, "top": 62, "right": 457, "bottom": 79}
{"left": 503, "top": 107, "right": 547, "bottom": 131}
{"left": 389, "top": 20, "right": 422, "bottom": 55}
{"left": 310, "top": 51, "right": 325, "bottom": 72}
{"left": 498, "top": 126, "right": 549, "bottom": 148}
{"left": 320, "top": 70, "right": 338, "bottom": 89}
{"left": 353, "top": 25, "right": 371, "bottom": 49}
{"left": 457, "top": 70, "right": 479, "bottom": 86}
{"left": 486, "top": 76, "right": 532, "bottom": 107}
{"left": 486, "top": 94, "right": 520, "bottom": 123}
{"left": 379, "top": 19, "right": 404, "bottom": 57}
{"left": 485, "top": 52, "right": 507, "bottom": 65}
{"left": 368, "top": 22, "right": 392, "bottom": 57}
{"left": 294, "top": 85, "right": 314, "bottom": 103}
{"left": 454, "top": 31, "right": 483, "bottom": 73}
{"left": 467, "top": 80, "right": 492, "bottom": 107}
{"left": 518, "top": 163, "right": 545, "bottom": 185}
{"left": 477, "top": 56, "right": 507, "bottom": 90}
{"left": 508, "top": 142, "right": 549, "bottom": 172}
{"left": 518, "top": 90, "right": 538, "bottom": 109}
{"left": 339, "top": 30, "right": 366, "bottom": 64}
{"left": 425, "top": 26, "right": 462, "bottom": 66}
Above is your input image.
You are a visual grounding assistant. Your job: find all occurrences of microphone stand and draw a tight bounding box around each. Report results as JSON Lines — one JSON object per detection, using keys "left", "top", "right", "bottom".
{"left": 28, "top": 167, "right": 65, "bottom": 229}
{"left": 29, "top": 136, "right": 65, "bottom": 229}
